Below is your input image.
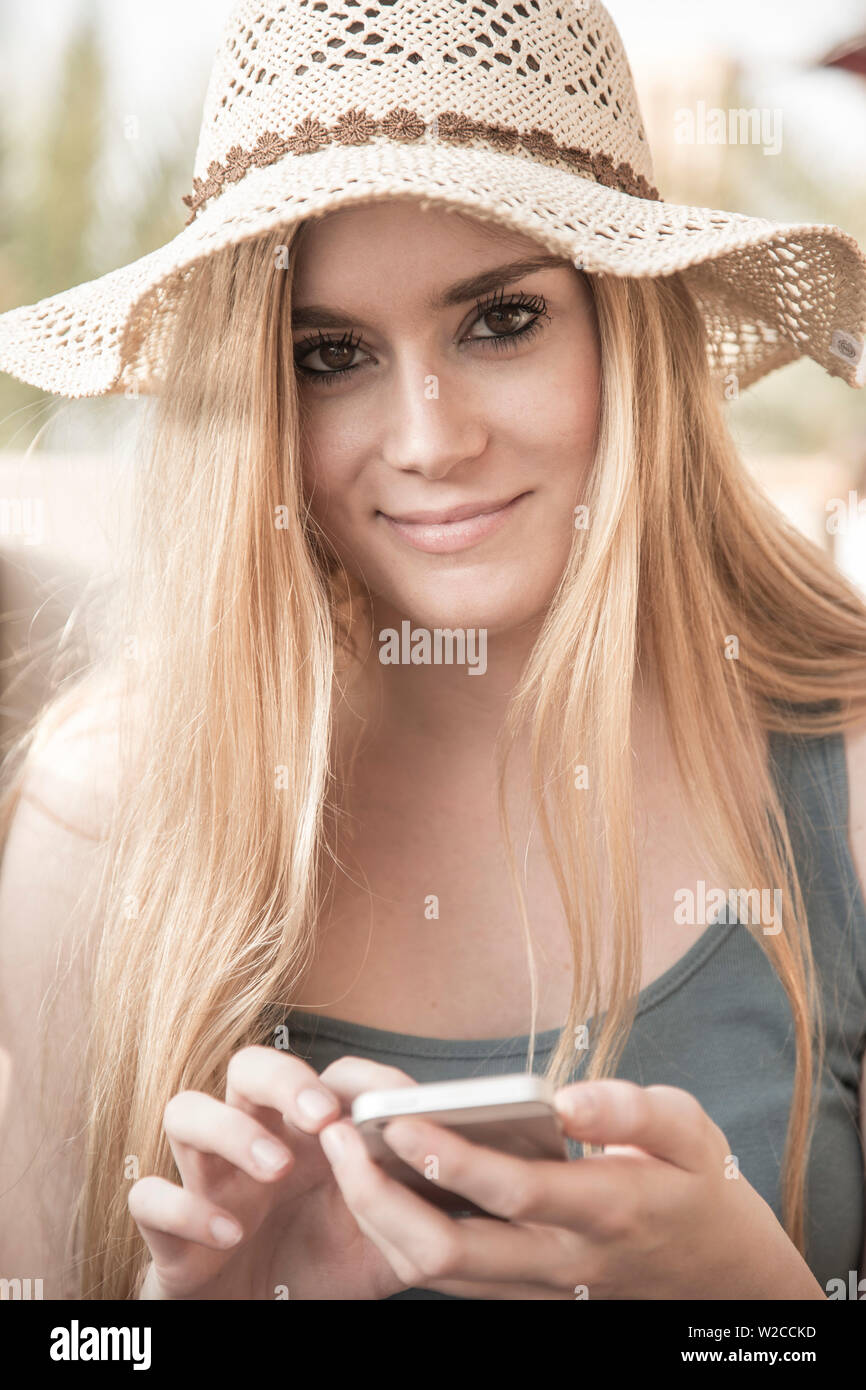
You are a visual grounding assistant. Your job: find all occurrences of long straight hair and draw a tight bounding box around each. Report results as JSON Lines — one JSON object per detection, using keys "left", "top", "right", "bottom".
{"left": 2, "top": 215, "right": 865, "bottom": 1299}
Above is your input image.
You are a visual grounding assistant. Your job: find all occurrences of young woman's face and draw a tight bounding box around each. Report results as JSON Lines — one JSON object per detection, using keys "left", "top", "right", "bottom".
{"left": 291, "top": 200, "right": 601, "bottom": 635}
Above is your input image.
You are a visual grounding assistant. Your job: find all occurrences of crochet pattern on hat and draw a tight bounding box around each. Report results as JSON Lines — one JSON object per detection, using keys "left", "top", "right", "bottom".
{"left": 181, "top": 108, "right": 661, "bottom": 225}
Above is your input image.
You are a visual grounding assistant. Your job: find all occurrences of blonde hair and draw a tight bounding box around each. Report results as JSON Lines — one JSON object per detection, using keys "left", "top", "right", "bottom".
{"left": 2, "top": 213, "right": 865, "bottom": 1300}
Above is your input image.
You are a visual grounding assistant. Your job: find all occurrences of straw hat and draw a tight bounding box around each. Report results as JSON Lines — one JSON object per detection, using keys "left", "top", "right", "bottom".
{"left": 1, "top": 0, "right": 865, "bottom": 399}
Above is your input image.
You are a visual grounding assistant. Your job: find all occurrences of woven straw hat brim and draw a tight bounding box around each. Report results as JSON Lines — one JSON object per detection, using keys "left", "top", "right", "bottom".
{"left": 1, "top": 137, "right": 865, "bottom": 400}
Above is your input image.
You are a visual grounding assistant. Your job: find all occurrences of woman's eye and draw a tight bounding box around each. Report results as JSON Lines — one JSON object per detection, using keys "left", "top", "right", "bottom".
{"left": 466, "top": 291, "right": 549, "bottom": 346}
{"left": 294, "top": 331, "right": 366, "bottom": 381}
{"left": 469, "top": 303, "right": 536, "bottom": 339}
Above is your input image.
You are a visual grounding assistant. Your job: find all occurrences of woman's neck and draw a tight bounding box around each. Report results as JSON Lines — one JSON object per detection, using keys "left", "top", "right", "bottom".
{"left": 334, "top": 600, "right": 660, "bottom": 779}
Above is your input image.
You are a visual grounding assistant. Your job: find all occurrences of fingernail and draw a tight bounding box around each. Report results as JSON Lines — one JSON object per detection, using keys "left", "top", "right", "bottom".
{"left": 251, "top": 1137, "right": 290, "bottom": 1172}
{"left": 210, "top": 1215, "right": 243, "bottom": 1247}
{"left": 297, "top": 1088, "right": 339, "bottom": 1123}
{"left": 319, "top": 1123, "right": 346, "bottom": 1163}
{"left": 567, "top": 1085, "right": 599, "bottom": 1123}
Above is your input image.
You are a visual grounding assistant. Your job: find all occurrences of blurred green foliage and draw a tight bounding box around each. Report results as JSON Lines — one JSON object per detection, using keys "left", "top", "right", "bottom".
{"left": 0, "top": 12, "right": 198, "bottom": 450}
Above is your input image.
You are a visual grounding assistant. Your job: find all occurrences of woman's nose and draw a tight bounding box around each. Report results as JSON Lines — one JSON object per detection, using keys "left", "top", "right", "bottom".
{"left": 379, "top": 354, "right": 488, "bottom": 479}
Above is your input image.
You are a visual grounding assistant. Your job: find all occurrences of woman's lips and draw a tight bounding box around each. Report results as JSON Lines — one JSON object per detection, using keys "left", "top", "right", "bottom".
{"left": 378, "top": 492, "right": 529, "bottom": 554}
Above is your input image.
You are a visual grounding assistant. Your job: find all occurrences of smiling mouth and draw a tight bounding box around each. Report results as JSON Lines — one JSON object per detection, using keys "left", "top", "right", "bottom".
{"left": 376, "top": 492, "right": 531, "bottom": 554}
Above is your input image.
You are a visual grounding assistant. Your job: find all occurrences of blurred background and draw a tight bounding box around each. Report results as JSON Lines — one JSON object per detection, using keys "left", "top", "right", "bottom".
{"left": 0, "top": 0, "right": 865, "bottom": 741}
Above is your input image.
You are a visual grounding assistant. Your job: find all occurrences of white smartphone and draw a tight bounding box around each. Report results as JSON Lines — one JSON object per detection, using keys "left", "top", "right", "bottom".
{"left": 351, "top": 1073, "right": 569, "bottom": 1219}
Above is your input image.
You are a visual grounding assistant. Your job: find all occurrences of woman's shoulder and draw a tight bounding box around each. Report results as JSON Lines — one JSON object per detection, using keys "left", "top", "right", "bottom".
{"left": 15, "top": 668, "right": 138, "bottom": 844}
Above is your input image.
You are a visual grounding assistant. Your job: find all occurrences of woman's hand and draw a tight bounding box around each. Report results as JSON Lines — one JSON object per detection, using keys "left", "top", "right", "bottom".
{"left": 318, "top": 1079, "right": 827, "bottom": 1300}
{"left": 130, "top": 1048, "right": 421, "bottom": 1300}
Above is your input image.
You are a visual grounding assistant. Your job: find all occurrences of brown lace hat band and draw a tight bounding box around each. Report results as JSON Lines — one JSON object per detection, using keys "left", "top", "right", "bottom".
{"left": 181, "top": 109, "right": 661, "bottom": 226}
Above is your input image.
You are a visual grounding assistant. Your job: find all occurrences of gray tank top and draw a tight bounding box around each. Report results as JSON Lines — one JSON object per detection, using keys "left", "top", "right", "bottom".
{"left": 279, "top": 727, "right": 866, "bottom": 1299}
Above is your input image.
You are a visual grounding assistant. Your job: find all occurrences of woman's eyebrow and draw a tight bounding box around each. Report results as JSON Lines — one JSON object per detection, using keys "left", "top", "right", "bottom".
{"left": 291, "top": 253, "right": 570, "bottom": 331}
{"left": 429, "top": 254, "right": 571, "bottom": 309}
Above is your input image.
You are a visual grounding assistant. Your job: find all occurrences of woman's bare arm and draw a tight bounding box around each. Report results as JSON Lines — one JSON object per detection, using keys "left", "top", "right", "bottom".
{"left": 0, "top": 697, "right": 119, "bottom": 1298}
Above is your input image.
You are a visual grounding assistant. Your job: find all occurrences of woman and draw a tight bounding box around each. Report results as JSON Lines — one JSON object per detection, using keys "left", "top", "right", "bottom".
{"left": 0, "top": 0, "right": 865, "bottom": 1302}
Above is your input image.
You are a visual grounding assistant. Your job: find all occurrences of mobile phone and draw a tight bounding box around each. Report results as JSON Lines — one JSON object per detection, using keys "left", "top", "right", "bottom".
{"left": 351, "top": 1073, "right": 568, "bottom": 1219}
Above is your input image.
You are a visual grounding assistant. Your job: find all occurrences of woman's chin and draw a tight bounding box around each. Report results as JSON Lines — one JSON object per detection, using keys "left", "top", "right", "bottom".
{"left": 372, "top": 588, "right": 550, "bottom": 643}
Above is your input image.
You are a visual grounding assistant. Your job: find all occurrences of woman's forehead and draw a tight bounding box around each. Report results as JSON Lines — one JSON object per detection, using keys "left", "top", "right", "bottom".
{"left": 289, "top": 203, "right": 575, "bottom": 318}
{"left": 292, "top": 198, "right": 544, "bottom": 261}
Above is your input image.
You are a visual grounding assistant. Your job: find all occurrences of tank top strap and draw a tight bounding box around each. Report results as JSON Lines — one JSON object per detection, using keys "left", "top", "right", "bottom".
{"left": 769, "top": 713, "right": 866, "bottom": 1021}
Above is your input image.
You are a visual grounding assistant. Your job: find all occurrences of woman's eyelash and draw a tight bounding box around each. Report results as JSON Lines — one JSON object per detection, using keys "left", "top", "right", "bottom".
{"left": 293, "top": 290, "right": 550, "bottom": 386}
